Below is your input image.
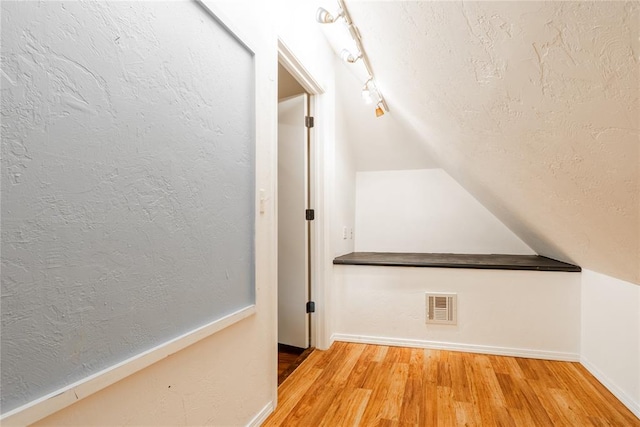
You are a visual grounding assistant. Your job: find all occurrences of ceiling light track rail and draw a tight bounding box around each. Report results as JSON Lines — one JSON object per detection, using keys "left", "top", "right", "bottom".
{"left": 316, "top": 0, "right": 389, "bottom": 117}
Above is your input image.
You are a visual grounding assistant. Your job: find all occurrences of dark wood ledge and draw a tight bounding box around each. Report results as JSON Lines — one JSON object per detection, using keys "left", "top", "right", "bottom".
{"left": 333, "top": 252, "right": 581, "bottom": 272}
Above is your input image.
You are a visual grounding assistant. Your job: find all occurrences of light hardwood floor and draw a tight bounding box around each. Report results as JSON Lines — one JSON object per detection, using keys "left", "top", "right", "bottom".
{"left": 263, "top": 341, "right": 639, "bottom": 426}
{"left": 279, "top": 351, "right": 301, "bottom": 377}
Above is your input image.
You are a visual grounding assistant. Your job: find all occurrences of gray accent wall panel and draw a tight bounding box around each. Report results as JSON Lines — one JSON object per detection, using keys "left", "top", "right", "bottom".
{"left": 1, "top": 1, "right": 255, "bottom": 412}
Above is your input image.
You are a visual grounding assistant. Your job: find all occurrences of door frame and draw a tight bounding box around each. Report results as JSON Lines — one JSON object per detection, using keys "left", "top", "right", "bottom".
{"left": 277, "top": 40, "right": 325, "bottom": 350}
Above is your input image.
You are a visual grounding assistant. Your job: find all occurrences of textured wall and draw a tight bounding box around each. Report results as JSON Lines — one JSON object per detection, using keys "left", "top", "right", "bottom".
{"left": 345, "top": 1, "right": 639, "bottom": 284}
{"left": 1, "top": 1, "right": 254, "bottom": 412}
{"left": 355, "top": 169, "right": 534, "bottom": 254}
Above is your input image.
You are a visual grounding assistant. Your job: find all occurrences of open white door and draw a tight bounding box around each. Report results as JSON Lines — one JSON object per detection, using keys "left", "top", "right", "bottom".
{"left": 278, "top": 93, "right": 309, "bottom": 349}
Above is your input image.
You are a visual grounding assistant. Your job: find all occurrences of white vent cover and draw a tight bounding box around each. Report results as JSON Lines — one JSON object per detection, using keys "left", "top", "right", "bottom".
{"left": 425, "top": 293, "right": 457, "bottom": 325}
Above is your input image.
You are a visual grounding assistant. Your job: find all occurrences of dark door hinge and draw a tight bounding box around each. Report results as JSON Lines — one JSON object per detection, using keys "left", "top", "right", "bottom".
{"left": 305, "top": 209, "right": 315, "bottom": 221}
{"left": 306, "top": 301, "right": 315, "bottom": 313}
{"left": 305, "top": 116, "right": 314, "bottom": 128}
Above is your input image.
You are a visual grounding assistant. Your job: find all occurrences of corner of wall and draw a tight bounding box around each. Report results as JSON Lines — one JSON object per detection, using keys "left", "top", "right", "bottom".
{"left": 246, "top": 401, "right": 275, "bottom": 427}
{"left": 580, "top": 269, "right": 640, "bottom": 418}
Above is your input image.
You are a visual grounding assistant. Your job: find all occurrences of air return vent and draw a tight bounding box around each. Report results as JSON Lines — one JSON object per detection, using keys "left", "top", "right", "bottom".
{"left": 425, "top": 293, "right": 457, "bottom": 325}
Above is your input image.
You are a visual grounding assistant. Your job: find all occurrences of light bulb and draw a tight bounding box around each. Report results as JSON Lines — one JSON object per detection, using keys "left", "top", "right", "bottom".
{"left": 340, "top": 49, "right": 360, "bottom": 63}
{"left": 316, "top": 7, "right": 335, "bottom": 23}
{"left": 340, "top": 49, "right": 354, "bottom": 63}
{"left": 375, "top": 103, "right": 385, "bottom": 117}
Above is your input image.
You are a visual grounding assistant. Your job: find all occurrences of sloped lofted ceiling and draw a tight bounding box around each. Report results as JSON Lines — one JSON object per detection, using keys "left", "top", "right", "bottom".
{"left": 328, "top": 1, "right": 639, "bottom": 284}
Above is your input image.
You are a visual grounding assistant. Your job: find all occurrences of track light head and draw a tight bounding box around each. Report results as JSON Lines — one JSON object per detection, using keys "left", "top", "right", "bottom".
{"left": 375, "top": 102, "right": 385, "bottom": 117}
{"left": 361, "top": 87, "right": 373, "bottom": 104}
{"left": 340, "top": 48, "right": 360, "bottom": 63}
{"left": 362, "top": 78, "right": 377, "bottom": 105}
{"left": 316, "top": 7, "right": 343, "bottom": 24}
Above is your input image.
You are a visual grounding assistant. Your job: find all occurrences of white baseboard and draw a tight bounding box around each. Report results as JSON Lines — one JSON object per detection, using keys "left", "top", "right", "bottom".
{"left": 246, "top": 401, "right": 274, "bottom": 427}
{"left": 1, "top": 305, "right": 257, "bottom": 427}
{"left": 580, "top": 356, "right": 640, "bottom": 420}
{"left": 331, "top": 333, "right": 580, "bottom": 362}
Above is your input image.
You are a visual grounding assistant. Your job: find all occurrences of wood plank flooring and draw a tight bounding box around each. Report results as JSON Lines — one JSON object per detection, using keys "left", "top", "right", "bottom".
{"left": 278, "top": 347, "right": 315, "bottom": 386}
{"left": 263, "top": 341, "right": 639, "bottom": 426}
{"left": 279, "top": 351, "right": 300, "bottom": 376}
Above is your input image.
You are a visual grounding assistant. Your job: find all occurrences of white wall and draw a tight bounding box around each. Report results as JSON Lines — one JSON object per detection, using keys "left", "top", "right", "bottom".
{"left": 355, "top": 169, "right": 535, "bottom": 254}
{"left": 333, "top": 265, "right": 581, "bottom": 360}
{"left": 581, "top": 269, "right": 640, "bottom": 418}
{"left": 333, "top": 59, "right": 357, "bottom": 258}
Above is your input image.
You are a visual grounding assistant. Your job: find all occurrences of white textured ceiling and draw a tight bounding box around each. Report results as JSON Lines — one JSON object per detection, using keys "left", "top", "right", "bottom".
{"left": 329, "top": 1, "right": 639, "bottom": 284}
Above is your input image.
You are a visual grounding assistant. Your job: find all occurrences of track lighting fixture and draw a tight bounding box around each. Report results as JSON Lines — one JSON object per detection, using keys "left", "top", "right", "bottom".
{"left": 316, "top": 0, "right": 389, "bottom": 117}
{"left": 315, "top": 7, "right": 343, "bottom": 24}
{"left": 340, "top": 48, "right": 360, "bottom": 64}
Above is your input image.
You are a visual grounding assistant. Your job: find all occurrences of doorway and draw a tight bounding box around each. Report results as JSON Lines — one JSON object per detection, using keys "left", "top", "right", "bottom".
{"left": 277, "top": 62, "right": 314, "bottom": 384}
